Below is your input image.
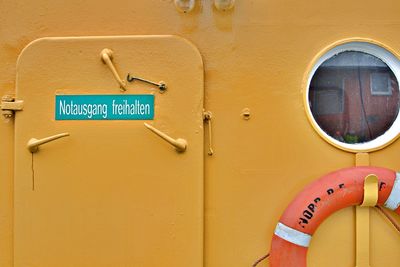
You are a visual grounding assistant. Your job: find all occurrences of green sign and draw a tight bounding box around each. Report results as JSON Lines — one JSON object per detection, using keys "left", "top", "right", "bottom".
{"left": 55, "top": 95, "right": 154, "bottom": 120}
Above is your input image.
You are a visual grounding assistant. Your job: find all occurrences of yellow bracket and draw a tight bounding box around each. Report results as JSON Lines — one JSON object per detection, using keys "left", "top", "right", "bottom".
{"left": 355, "top": 152, "right": 371, "bottom": 267}
{"left": 361, "top": 174, "right": 379, "bottom": 207}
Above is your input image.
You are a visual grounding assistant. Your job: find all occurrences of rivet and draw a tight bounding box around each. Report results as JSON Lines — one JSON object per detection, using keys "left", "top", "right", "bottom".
{"left": 3, "top": 111, "right": 13, "bottom": 119}
{"left": 214, "top": 0, "right": 235, "bottom": 11}
{"left": 174, "top": 0, "right": 195, "bottom": 13}
{"left": 241, "top": 108, "right": 250, "bottom": 120}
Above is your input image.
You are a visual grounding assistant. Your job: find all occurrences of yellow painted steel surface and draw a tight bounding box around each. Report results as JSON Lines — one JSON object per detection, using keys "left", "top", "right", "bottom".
{"left": 0, "top": 1, "right": 400, "bottom": 267}
{"left": 13, "top": 36, "right": 204, "bottom": 267}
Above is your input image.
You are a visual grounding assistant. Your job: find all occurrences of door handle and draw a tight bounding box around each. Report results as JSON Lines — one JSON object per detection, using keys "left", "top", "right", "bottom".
{"left": 27, "top": 133, "right": 70, "bottom": 153}
{"left": 100, "top": 48, "right": 127, "bottom": 91}
{"left": 144, "top": 123, "right": 187, "bottom": 152}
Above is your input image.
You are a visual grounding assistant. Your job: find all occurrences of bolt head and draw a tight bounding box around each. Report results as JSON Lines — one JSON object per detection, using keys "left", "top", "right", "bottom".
{"left": 159, "top": 82, "right": 167, "bottom": 93}
{"left": 174, "top": 0, "right": 195, "bottom": 13}
{"left": 214, "top": 0, "right": 235, "bottom": 11}
{"left": 241, "top": 108, "right": 251, "bottom": 120}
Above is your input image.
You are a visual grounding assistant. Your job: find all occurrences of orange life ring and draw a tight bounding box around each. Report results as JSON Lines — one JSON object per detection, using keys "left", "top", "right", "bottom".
{"left": 269, "top": 166, "right": 400, "bottom": 267}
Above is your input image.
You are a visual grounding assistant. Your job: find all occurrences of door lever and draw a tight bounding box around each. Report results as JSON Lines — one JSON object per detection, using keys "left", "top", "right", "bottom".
{"left": 144, "top": 123, "right": 187, "bottom": 152}
{"left": 101, "top": 48, "right": 127, "bottom": 91}
{"left": 27, "top": 133, "right": 70, "bottom": 153}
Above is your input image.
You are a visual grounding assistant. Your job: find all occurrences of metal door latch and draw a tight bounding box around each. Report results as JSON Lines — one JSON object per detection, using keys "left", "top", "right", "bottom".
{"left": 1, "top": 95, "right": 24, "bottom": 119}
{"left": 127, "top": 73, "right": 167, "bottom": 93}
{"left": 203, "top": 110, "right": 214, "bottom": 156}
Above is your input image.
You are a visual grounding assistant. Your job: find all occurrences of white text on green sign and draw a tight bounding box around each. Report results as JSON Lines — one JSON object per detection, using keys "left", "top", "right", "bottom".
{"left": 55, "top": 95, "right": 154, "bottom": 120}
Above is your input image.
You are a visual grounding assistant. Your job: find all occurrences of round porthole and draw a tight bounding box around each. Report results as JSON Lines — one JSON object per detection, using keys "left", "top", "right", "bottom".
{"left": 305, "top": 41, "right": 400, "bottom": 152}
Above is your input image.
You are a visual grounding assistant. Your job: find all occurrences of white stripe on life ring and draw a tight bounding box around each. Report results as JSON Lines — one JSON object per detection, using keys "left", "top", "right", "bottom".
{"left": 384, "top": 172, "right": 400, "bottom": 211}
{"left": 274, "top": 222, "right": 312, "bottom": 248}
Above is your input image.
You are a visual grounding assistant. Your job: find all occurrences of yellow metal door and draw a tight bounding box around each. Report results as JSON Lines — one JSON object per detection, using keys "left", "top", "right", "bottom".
{"left": 14, "top": 36, "right": 204, "bottom": 267}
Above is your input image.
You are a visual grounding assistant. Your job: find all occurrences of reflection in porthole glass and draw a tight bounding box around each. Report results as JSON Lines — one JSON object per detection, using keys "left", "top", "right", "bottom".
{"left": 309, "top": 51, "right": 400, "bottom": 144}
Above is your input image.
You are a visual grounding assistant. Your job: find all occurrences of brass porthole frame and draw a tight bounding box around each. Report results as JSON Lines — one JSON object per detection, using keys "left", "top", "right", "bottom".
{"left": 303, "top": 38, "right": 400, "bottom": 153}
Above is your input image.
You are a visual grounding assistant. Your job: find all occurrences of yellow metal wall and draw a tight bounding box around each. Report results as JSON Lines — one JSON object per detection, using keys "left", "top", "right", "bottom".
{"left": 1, "top": 1, "right": 400, "bottom": 266}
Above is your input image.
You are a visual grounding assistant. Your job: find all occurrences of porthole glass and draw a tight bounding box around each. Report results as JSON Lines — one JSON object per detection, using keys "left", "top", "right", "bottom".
{"left": 306, "top": 42, "right": 400, "bottom": 152}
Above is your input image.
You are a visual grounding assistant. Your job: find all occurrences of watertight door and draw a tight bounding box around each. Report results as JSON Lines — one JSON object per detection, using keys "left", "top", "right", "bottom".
{"left": 14, "top": 36, "right": 203, "bottom": 267}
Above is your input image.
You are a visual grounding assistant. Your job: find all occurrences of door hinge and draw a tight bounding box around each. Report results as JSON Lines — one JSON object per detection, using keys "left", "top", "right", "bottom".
{"left": 1, "top": 95, "right": 24, "bottom": 119}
